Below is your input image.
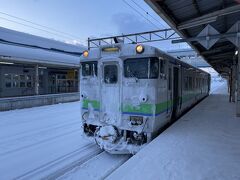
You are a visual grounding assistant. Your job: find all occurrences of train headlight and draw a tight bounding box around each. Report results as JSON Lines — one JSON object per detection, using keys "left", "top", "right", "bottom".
{"left": 130, "top": 116, "right": 143, "bottom": 125}
{"left": 83, "top": 50, "right": 89, "bottom": 57}
{"left": 136, "top": 45, "right": 144, "bottom": 54}
{"left": 82, "top": 112, "right": 89, "bottom": 121}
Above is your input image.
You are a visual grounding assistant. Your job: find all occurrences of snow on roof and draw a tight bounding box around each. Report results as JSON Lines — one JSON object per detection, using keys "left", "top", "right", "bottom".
{"left": 0, "top": 27, "right": 87, "bottom": 67}
{"left": 0, "top": 27, "right": 86, "bottom": 53}
{"left": 0, "top": 43, "right": 80, "bottom": 67}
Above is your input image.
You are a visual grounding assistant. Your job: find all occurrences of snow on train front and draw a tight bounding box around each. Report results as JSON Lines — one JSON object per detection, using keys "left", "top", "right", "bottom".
{"left": 80, "top": 44, "right": 157, "bottom": 154}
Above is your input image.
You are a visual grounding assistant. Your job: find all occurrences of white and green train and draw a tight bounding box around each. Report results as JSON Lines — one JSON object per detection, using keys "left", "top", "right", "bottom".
{"left": 80, "top": 43, "right": 210, "bottom": 154}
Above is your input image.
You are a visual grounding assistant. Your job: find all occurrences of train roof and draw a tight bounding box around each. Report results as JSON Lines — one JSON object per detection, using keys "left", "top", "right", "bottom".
{"left": 81, "top": 43, "right": 210, "bottom": 76}
{"left": 156, "top": 48, "right": 210, "bottom": 76}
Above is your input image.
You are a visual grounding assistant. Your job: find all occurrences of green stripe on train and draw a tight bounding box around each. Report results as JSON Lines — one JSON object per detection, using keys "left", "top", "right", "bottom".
{"left": 122, "top": 103, "right": 154, "bottom": 114}
{"left": 155, "top": 100, "right": 172, "bottom": 114}
{"left": 82, "top": 92, "right": 205, "bottom": 113}
{"left": 82, "top": 99, "right": 100, "bottom": 109}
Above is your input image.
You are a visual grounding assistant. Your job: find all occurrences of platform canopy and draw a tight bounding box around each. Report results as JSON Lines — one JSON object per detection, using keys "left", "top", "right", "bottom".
{"left": 145, "top": 0, "right": 240, "bottom": 76}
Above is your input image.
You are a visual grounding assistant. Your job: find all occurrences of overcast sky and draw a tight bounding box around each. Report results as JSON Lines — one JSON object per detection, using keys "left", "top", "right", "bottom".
{"left": 0, "top": 0, "right": 189, "bottom": 50}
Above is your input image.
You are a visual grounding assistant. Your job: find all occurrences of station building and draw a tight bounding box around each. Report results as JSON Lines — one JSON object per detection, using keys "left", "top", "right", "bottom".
{"left": 0, "top": 27, "right": 85, "bottom": 111}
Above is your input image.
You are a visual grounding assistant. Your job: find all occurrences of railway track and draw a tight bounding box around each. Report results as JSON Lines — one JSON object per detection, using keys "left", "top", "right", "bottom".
{"left": 14, "top": 143, "right": 103, "bottom": 180}
{"left": 0, "top": 127, "right": 83, "bottom": 157}
{"left": 0, "top": 120, "right": 81, "bottom": 145}
{"left": 57, "top": 151, "right": 131, "bottom": 180}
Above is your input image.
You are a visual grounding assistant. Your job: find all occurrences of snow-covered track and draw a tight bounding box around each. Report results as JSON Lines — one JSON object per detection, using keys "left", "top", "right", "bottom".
{"left": 0, "top": 127, "right": 82, "bottom": 157}
{"left": 58, "top": 151, "right": 131, "bottom": 180}
{"left": 14, "top": 143, "right": 102, "bottom": 180}
{"left": 0, "top": 120, "right": 81, "bottom": 145}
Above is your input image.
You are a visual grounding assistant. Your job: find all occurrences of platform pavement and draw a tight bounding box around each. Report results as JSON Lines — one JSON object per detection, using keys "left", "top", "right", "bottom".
{"left": 108, "top": 83, "right": 240, "bottom": 180}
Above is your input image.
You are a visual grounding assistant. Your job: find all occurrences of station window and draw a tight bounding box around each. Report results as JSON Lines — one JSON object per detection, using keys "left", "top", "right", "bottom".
{"left": 57, "top": 74, "right": 66, "bottom": 79}
{"left": 4, "top": 74, "right": 11, "bottom": 80}
{"left": 5, "top": 82, "right": 11, "bottom": 88}
{"left": 27, "top": 82, "right": 32, "bottom": 88}
{"left": 26, "top": 75, "right": 32, "bottom": 81}
{"left": 20, "top": 82, "right": 26, "bottom": 88}
{"left": 13, "top": 75, "right": 19, "bottom": 81}
{"left": 4, "top": 74, "right": 33, "bottom": 89}
{"left": 4, "top": 74, "right": 12, "bottom": 88}
{"left": 104, "top": 65, "right": 118, "bottom": 84}
{"left": 20, "top": 75, "right": 25, "bottom": 81}
{"left": 13, "top": 82, "right": 19, "bottom": 88}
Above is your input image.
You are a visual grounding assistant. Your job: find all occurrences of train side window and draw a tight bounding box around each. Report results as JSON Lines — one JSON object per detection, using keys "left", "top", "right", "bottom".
{"left": 4, "top": 74, "right": 12, "bottom": 88}
{"left": 160, "top": 60, "right": 164, "bottom": 74}
{"left": 184, "top": 77, "right": 188, "bottom": 90}
{"left": 124, "top": 58, "right": 159, "bottom": 79}
{"left": 150, "top": 58, "right": 159, "bottom": 78}
{"left": 168, "top": 68, "right": 172, "bottom": 90}
{"left": 189, "top": 77, "right": 192, "bottom": 90}
{"left": 193, "top": 78, "right": 195, "bottom": 90}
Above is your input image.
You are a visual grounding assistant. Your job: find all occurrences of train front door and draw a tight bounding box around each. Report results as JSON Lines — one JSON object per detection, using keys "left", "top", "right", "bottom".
{"left": 100, "top": 60, "right": 121, "bottom": 126}
{"left": 172, "top": 67, "right": 179, "bottom": 119}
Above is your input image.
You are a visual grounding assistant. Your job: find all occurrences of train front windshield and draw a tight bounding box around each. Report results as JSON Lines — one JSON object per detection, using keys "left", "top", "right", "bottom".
{"left": 124, "top": 57, "right": 159, "bottom": 79}
{"left": 104, "top": 65, "right": 118, "bottom": 84}
{"left": 81, "top": 61, "right": 98, "bottom": 77}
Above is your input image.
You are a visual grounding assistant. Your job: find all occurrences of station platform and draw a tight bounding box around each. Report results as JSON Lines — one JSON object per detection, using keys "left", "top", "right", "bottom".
{"left": 108, "top": 83, "right": 240, "bottom": 180}
{"left": 0, "top": 92, "right": 79, "bottom": 111}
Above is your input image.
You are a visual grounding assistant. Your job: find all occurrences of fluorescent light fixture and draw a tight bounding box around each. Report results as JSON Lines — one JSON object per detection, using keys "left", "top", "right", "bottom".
{"left": 0, "top": 61, "right": 14, "bottom": 65}
{"left": 39, "top": 66, "right": 47, "bottom": 69}
{"left": 235, "top": 50, "right": 238, "bottom": 55}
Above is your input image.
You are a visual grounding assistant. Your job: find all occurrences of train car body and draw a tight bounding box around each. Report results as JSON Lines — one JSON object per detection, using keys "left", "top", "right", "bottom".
{"left": 80, "top": 43, "right": 210, "bottom": 154}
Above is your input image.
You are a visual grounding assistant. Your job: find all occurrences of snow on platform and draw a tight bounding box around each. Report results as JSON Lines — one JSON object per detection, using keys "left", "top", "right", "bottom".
{"left": 109, "top": 82, "right": 240, "bottom": 180}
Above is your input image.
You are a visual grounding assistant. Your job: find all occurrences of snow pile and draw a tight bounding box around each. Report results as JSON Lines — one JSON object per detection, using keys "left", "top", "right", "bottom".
{"left": 108, "top": 83, "right": 240, "bottom": 180}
